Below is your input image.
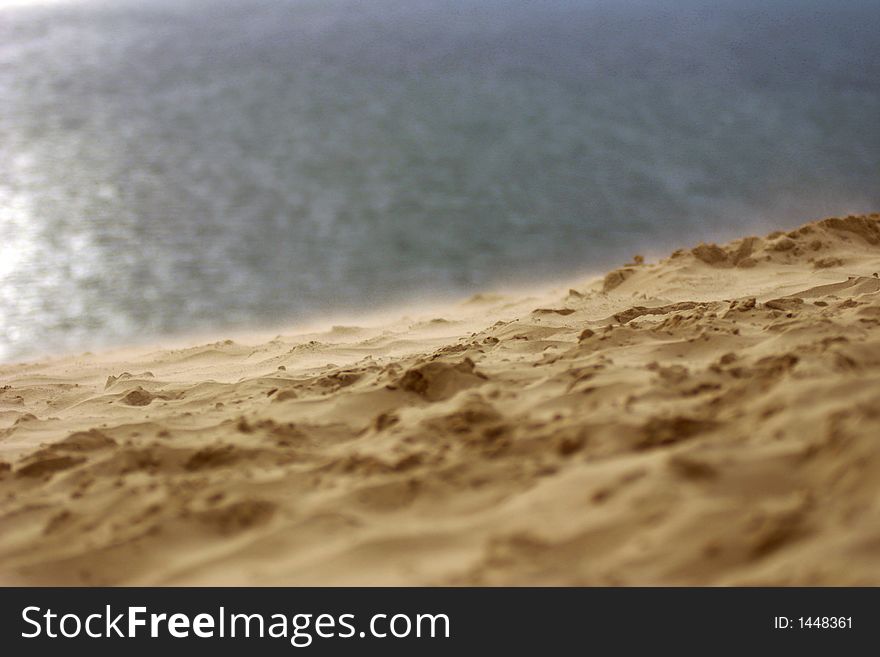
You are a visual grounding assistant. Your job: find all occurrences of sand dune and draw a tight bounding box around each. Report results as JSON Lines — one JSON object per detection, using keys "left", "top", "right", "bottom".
{"left": 2, "top": 213, "right": 880, "bottom": 585}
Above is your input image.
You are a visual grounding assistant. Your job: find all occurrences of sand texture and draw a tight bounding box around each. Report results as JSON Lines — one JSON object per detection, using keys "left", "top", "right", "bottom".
{"left": 2, "top": 213, "right": 880, "bottom": 586}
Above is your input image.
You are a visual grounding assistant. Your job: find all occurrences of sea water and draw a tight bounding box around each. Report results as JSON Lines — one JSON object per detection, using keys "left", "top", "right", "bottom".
{"left": 1, "top": 0, "right": 878, "bottom": 361}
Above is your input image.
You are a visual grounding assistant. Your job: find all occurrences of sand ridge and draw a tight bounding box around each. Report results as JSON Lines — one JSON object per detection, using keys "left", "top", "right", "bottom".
{"left": 1, "top": 213, "right": 880, "bottom": 585}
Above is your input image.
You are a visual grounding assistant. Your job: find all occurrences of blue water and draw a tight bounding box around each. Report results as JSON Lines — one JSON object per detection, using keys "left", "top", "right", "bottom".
{"left": 1, "top": 0, "right": 879, "bottom": 362}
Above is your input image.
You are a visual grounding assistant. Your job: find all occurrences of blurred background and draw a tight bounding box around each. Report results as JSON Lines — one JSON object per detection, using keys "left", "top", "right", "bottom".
{"left": 1, "top": 0, "right": 879, "bottom": 362}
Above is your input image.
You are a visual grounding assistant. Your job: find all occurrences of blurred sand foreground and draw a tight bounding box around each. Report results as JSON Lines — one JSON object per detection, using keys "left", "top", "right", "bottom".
{"left": 2, "top": 213, "right": 880, "bottom": 585}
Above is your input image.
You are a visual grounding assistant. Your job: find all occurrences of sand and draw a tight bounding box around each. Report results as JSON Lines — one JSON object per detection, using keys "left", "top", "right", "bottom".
{"left": 2, "top": 213, "right": 880, "bottom": 586}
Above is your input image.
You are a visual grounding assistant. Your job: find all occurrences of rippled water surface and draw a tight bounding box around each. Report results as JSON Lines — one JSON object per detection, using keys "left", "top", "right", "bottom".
{"left": 1, "top": 0, "right": 879, "bottom": 361}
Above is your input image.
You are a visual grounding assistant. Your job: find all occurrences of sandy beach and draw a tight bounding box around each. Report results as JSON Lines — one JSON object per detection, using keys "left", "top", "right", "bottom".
{"left": 2, "top": 212, "right": 880, "bottom": 586}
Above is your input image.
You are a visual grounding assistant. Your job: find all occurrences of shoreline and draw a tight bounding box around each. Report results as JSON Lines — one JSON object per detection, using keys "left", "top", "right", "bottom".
{"left": 2, "top": 212, "right": 880, "bottom": 585}
{"left": 0, "top": 211, "right": 840, "bottom": 369}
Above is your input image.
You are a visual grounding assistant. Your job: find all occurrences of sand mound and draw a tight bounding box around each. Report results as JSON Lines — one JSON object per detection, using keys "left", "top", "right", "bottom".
{"left": 396, "top": 358, "right": 487, "bottom": 401}
{"left": 679, "top": 214, "right": 880, "bottom": 272}
{"left": 1, "top": 213, "right": 880, "bottom": 585}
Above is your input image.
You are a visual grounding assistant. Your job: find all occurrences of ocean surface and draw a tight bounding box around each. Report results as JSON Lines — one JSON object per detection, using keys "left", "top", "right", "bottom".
{"left": 1, "top": 0, "right": 879, "bottom": 362}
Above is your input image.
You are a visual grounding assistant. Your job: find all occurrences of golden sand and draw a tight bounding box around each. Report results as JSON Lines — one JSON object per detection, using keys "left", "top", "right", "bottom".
{"left": 2, "top": 213, "right": 880, "bottom": 585}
